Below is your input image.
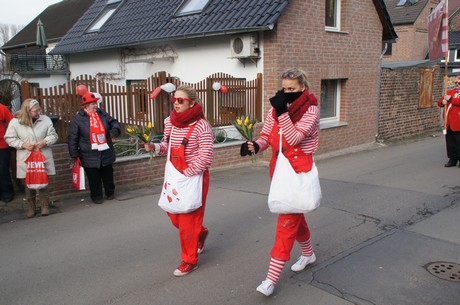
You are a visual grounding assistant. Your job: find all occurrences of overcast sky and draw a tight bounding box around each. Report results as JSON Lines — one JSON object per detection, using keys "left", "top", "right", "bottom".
{"left": 1, "top": 0, "right": 62, "bottom": 26}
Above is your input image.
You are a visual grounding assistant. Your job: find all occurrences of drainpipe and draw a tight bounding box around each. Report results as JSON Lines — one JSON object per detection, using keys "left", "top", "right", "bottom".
{"left": 376, "top": 43, "right": 388, "bottom": 143}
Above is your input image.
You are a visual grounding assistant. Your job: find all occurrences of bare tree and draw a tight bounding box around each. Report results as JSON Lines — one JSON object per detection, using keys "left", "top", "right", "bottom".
{"left": 1, "top": 23, "right": 24, "bottom": 75}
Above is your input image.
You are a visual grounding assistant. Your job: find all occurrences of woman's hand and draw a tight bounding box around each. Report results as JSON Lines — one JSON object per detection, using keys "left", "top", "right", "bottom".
{"left": 144, "top": 142, "right": 153, "bottom": 152}
{"left": 35, "top": 141, "right": 47, "bottom": 150}
{"left": 443, "top": 95, "right": 451, "bottom": 104}
{"left": 240, "top": 141, "right": 260, "bottom": 156}
{"left": 22, "top": 143, "right": 34, "bottom": 151}
{"left": 270, "top": 90, "right": 288, "bottom": 116}
{"left": 247, "top": 141, "right": 259, "bottom": 153}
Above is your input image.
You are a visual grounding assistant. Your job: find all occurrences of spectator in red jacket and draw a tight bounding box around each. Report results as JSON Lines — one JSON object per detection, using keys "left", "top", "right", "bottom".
{"left": 0, "top": 100, "right": 14, "bottom": 203}
{"left": 438, "top": 77, "right": 460, "bottom": 167}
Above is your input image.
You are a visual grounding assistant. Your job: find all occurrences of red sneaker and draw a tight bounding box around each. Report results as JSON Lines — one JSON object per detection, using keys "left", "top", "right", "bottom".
{"left": 197, "top": 228, "right": 209, "bottom": 254}
{"left": 173, "top": 261, "right": 198, "bottom": 277}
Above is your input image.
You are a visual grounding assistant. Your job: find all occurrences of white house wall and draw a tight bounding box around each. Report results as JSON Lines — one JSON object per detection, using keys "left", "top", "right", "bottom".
{"left": 24, "top": 75, "right": 69, "bottom": 89}
{"left": 67, "top": 34, "right": 264, "bottom": 86}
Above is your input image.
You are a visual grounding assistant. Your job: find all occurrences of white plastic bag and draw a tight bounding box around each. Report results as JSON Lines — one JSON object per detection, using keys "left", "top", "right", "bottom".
{"left": 268, "top": 130, "right": 321, "bottom": 214}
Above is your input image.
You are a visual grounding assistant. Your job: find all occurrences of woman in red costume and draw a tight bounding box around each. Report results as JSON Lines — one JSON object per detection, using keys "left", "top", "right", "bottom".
{"left": 146, "top": 85, "right": 213, "bottom": 277}
{"left": 241, "top": 68, "right": 320, "bottom": 296}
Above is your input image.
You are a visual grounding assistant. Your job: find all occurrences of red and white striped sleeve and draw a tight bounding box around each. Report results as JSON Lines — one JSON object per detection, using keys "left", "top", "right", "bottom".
{"left": 183, "top": 120, "right": 214, "bottom": 176}
{"left": 156, "top": 118, "right": 213, "bottom": 177}
{"left": 278, "top": 105, "right": 319, "bottom": 147}
{"left": 255, "top": 109, "right": 275, "bottom": 153}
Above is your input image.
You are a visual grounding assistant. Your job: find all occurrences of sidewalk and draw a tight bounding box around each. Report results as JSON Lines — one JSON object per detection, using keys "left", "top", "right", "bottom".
{"left": 0, "top": 138, "right": 383, "bottom": 223}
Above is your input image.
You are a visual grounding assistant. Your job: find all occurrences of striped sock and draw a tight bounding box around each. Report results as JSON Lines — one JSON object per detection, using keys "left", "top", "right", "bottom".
{"left": 266, "top": 258, "right": 285, "bottom": 285}
{"left": 299, "top": 239, "right": 314, "bottom": 257}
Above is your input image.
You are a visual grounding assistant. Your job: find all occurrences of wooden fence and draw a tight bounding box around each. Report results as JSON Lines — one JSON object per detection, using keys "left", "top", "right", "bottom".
{"left": 21, "top": 71, "right": 263, "bottom": 143}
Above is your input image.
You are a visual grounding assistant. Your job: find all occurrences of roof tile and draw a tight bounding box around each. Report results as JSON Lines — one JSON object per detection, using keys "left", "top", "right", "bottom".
{"left": 383, "top": 0, "right": 430, "bottom": 25}
{"left": 51, "top": 0, "right": 290, "bottom": 54}
{"left": 2, "top": 0, "right": 95, "bottom": 50}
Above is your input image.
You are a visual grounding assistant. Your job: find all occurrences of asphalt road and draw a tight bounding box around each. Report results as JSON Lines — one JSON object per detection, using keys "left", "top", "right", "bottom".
{"left": 1, "top": 134, "right": 459, "bottom": 305}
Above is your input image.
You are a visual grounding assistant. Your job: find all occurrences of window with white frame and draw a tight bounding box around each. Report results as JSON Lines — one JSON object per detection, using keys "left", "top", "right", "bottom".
{"left": 176, "top": 0, "right": 210, "bottom": 16}
{"left": 87, "top": 0, "right": 122, "bottom": 33}
{"left": 383, "top": 42, "right": 392, "bottom": 56}
{"left": 320, "top": 79, "right": 341, "bottom": 122}
{"left": 455, "top": 49, "right": 460, "bottom": 62}
{"left": 325, "top": 0, "right": 341, "bottom": 31}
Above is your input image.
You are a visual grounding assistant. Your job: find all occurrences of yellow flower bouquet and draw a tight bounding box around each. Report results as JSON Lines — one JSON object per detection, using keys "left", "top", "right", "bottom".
{"left": 126, "top": 122, "right": 153, "bottom": 143}
{"left": 126, "top": 122, "right": 155, "bottom": 163}
{"left": 231, "top": 115, "right": 257, "bottom": 164}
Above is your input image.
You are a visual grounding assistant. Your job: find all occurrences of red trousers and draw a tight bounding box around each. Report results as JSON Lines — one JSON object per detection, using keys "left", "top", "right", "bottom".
{"left": 270, "top": 213, "right": 311, "bottom": 261}
{"left": 167, "top": 170, "right": 209, "bottom": 264}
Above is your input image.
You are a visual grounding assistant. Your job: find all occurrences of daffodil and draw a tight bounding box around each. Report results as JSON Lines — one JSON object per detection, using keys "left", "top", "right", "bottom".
{"left": 126, "top": 123, "right": 153, "bottom": 143}
{"left": 126, "top": 123, "right": 156, "bottom": 164}
{"left": 230, "top": 115, "right": 257, "bottom": 164}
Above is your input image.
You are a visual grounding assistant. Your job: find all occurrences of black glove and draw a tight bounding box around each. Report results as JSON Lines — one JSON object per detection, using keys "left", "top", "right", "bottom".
{"left": 269, "top": 90, "right": 288, "bottom": 116}
{"left": 110, "top": 128, "right": 120, "bottom": 138}
{"left": 240, "top": 141, "right": 260, "bottom": 156}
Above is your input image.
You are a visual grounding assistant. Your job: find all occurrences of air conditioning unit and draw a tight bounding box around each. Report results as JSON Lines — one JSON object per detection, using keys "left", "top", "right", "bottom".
{"left": 230, "top": 34, "right": 259, "bottom": 58}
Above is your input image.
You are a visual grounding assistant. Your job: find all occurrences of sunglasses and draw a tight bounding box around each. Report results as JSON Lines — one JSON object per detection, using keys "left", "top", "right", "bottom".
{"left": 170, "top": 96, "right": 194, "bottom": 104}
{"left": 455, "top": 81, "right": 460, "bottom": 85}
{"left": 281, "top": 72, "right": 301, "bottom": 79}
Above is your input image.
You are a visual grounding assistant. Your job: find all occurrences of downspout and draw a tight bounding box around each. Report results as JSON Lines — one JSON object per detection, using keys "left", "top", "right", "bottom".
{"left": 376, "top": 42, "right": 388, "bottom": 143}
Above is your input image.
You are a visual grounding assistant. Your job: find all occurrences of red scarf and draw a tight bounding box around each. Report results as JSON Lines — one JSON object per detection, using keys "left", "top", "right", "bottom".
{"left": 272, "top": 90, "right": 318, "bottom": 123}
{"left": 84, "top": 109, "right": 109, "bottom": 151}
{"left": 170, "top": 103, "right": 205, "bottom": 128}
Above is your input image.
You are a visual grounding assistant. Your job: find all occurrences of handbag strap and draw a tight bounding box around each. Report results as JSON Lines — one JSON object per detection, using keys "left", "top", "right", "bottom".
{"left": 278, "top": 128, "right": 283, "bottom": 154}
{"left": 166, "top": 123, "right": 198, "bottom": 161}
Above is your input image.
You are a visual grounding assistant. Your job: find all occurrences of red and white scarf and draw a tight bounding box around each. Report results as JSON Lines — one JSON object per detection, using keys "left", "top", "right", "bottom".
{"left": 85, "top": 109, "right": 109, "bottom": 151}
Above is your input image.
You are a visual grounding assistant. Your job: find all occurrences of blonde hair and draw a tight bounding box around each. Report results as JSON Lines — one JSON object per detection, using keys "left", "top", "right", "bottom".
{"left": 281, "top": 68, "right": 310, "bottom": 89}
{"left": 176, "top": 85, "right": 201, "bottom": 104}
{"left": 15, "top": 98, "right": 40, "bottom": 127}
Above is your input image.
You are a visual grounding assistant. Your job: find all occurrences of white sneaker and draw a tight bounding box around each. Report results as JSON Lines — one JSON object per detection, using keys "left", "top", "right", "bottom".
{"left": 256, "top": 279, "right": 275, "bottom": 296}
{"left": 291, "top": 253, "right": 316, "bottom": 272}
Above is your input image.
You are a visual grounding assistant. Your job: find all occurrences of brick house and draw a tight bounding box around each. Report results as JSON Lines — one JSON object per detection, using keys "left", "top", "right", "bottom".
{"left": 49, "top": 0, "right": 396, "bottom": 153}
{"left": 4, "top": 0, "right": 398, "bottom": 197}
{"left": 438, "top": 0, "right": 460, "bottom": 75}
{"left": 383, "top": 0, "right": 439, "bottom": 62}
{"left": 448, "top": 0, "right": 460, "bottom": 30}
{"left": 1, "top": 0, "right": 95, "bottom": 88}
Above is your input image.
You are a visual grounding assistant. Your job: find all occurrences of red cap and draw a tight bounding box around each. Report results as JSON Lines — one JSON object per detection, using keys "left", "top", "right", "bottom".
{"left": 81, "top": 92, "right": 100, "bottom": 106}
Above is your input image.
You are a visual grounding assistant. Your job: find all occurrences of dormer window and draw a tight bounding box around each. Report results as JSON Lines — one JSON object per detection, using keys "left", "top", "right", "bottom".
{"left": 396, "top": 0, "right": 418, "bottom": 6}
{"left": 87, "top": 0, "right": 122, "bottom": 32}
{"left": 176, "top": 0, "right": 210, "bottom": 16}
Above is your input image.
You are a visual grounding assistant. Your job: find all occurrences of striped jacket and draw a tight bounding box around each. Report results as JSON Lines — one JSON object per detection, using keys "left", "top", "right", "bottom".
{"left": 256, "top": 106, "right": 319, "bottom": 154}
{"left": 156, "top": 117, "right": 214, "bottom": 177}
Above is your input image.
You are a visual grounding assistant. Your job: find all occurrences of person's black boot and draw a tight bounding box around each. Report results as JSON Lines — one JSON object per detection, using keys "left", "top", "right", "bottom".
{"left": 444, "top": 159, "right": 457, "bottom": 167}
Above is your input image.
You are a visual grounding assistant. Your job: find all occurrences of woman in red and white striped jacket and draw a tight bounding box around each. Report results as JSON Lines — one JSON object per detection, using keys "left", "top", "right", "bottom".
{"left": 146, "top": 85, "right": 213, "bottom": 277}
{"left": 241, "top": 68, "right": 320, "bottom": 296}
